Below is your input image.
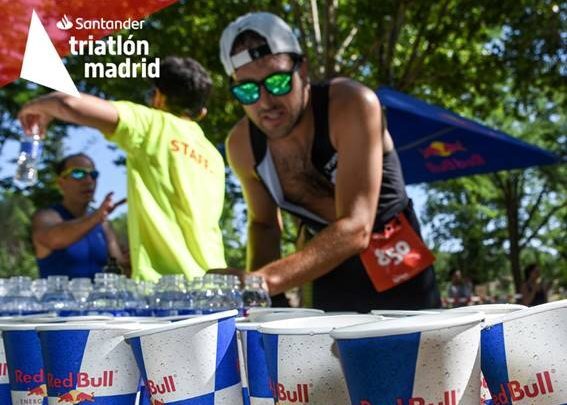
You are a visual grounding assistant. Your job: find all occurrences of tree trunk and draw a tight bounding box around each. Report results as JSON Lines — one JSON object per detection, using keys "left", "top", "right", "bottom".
{"left": 503, "top": 175, "right": 523, "bottom": 292}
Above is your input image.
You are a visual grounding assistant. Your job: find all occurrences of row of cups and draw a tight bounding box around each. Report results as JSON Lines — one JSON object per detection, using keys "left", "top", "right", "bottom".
{"left": 0, "top": 300, "right": 565, "bottom": 404}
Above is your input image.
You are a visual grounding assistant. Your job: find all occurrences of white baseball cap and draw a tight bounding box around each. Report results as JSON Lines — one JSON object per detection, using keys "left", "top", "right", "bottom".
{"left": 220, "top": 12, "right": 303, "bottom": 76}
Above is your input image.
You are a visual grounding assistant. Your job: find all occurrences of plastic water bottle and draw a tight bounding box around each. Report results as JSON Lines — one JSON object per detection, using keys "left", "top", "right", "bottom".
{"left": 68, "top": 277, "right": 93, "bottom": 315}
{"left": 4, "top": 276, "right": 44, "bottom": 315}
{"left": 87, "top": 273, "right": 125, "bottom": 316}
{"left": 242, "top": 275, "right": 271, "bottom": 314}
{"left": 152, "top": 275, "right": 193, "bottom": 317}
{"left": 14, "top": 128, "right": 43, "bottom": 186}
{"left": 41, "top": 275, "right": 78, "bottom": 316}
{"left": 0, "top": 278, "right": 12, "bottom": 316}
{"left": 31, "top": 278, "right": 48, "bottom": 301}
{"left": 200, "top": 274, "right": 234, "bottom": 314}
{"left": 226, "top": 275, "right": 244, "bottom": 315}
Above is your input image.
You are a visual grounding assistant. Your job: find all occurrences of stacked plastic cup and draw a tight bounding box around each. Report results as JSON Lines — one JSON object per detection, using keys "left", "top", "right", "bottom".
{"left": 331, "top": 312, "right": 484, "bottom": 405}
{"left": 259, "top": 314, "right": 379, "bottom": 405}
{"left": 481, "top": 300, "right": 567, "bottom": 405}
{"left": 124, "top": 310, "right": 243, "bottom": 404}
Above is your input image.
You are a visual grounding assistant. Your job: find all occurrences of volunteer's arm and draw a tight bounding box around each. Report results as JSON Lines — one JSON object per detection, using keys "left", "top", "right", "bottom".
{"left": 18, "top": 92, "right": 118, "bottom": 135}
{"left": 226, "top": 119, "right": 282, "bottom": 271}
{"left": 255, "top": 82, "right": 383, "bottom": 295}
{"left": 32, "top": 193, "right": 120, "bottom": 252}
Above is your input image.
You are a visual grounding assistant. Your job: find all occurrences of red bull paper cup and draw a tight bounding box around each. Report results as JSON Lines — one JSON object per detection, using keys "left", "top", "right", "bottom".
{"left": 237, "top": 312, "right": 325, "bottom": 405}
{"left": 246, "top": 308, "right": 324, "bottom": 322}
{"left": 1, "top": 323, "right": 53, "bottom": 405}
{"left": 36, "top": 322, "right": 155, "bottom": 404}
{"left": 448, "top": 304, "right": 526, "bottom": 405}
{"left": 481, "top": 300, "right": 567, "bottom": 405}
{"left": 259, "top": 314, "right": 379, "bottom": 405}
{"left": 331, "top": 312, "right": 484, "bottom": 405}
{"left": 124, "top": 310, "right": 243, "bottom": 405}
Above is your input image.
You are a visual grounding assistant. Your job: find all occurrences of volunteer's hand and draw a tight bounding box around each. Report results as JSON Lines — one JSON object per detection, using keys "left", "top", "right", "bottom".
{"left": 18, "top": 96, "right": 55, "bottom": 136}
{"left": 93, "top": 193, "right": 127, "bottom": 223}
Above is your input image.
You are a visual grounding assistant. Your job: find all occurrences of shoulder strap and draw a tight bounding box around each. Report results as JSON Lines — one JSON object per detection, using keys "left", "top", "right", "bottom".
{"left": 310, "top": 82, "right": 336, "bottom": 173}
{"left": 248, "top": 120, "right": 267, "bottom": 165}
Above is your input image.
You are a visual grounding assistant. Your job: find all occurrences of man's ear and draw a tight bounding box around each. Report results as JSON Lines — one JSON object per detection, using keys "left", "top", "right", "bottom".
{"left": 154, "top": 89, "right": 167, "bottom": 110}
{"left": 194, "top": 107, "right": 207, "bottom": 121}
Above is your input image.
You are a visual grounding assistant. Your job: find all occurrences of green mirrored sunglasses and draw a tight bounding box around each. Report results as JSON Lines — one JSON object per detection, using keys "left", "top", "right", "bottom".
{"left": 230, "top": 65, "right": 299, "bottom": 105}
{"left": 60, "top": 167, "right": 99, "bottom": 181}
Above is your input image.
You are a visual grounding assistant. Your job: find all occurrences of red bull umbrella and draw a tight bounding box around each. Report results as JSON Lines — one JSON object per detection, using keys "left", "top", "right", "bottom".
{"left": 377, "top": 87, "right": 560, "bottom": 184}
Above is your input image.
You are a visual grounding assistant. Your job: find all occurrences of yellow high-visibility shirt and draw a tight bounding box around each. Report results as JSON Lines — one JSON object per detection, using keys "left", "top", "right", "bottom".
{"left": 105, "top": 101, "right": 226, "bottom": 281}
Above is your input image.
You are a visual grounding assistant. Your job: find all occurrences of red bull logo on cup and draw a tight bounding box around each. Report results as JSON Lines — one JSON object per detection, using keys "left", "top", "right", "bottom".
{"left": 0, "top": 362, "right": 7, "bottom": 377}
{"left": 15, "top": 368, "right": 44, "bottom": 384}
{"left": 57, "top": 389, "right": 95, "bottom": 403}
{"left": 47, "top": 370, "right": 114, "bottom": 389}
{"left": 269, "top": 380, "right": 311, "bottom": 403}
{"left": 491, "top": 370, "right": 555, "bottom": 405}
{"left": 150, "top": 399, "right": 165, "bottom": 405}
{"left": 147, "top": 375, "right": 177, "bottom": 395}
{"left": 419, "top": 141, "right": 486, "bottom": 174}
{"left": 359, "top": 390, "right": 458, "bottom": 405}
{"left": 27, "top": 383, "right": 47, "bottom": 397}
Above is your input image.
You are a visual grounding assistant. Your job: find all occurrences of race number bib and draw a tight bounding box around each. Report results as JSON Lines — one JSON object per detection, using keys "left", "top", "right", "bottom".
{"left": 360, "top": 213, "right": 435, "bottom": 292}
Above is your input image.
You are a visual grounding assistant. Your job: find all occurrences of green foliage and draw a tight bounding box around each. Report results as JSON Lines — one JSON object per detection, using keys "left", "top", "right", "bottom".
{"left": 0, "top": 192, "right": 38, "bottom": 278}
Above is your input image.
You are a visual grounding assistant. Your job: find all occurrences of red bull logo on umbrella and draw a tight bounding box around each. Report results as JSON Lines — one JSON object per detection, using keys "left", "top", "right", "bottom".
{"left": 419, "top": 141, "right": 486, "bottom": 174}
{"left": 57, "top": 389, "right": 95, "bottom": 403}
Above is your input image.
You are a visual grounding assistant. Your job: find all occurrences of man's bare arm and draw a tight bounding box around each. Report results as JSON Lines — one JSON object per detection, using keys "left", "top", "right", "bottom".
{"left": 256, "top": 82, "right": 383, "bottom": 295}
{"left": 226, "top": 119, "right": 282, "bottom": 271}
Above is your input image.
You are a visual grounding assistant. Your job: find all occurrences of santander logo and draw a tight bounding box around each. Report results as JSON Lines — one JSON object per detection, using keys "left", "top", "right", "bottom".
{"left": 56, "top": 14, "right": 73, "bottom": 30}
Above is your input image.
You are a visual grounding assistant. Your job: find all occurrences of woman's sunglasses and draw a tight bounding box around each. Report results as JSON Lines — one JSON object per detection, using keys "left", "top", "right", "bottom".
{"left": 60, "top": 167, "right": 100, "bottom": 181}
{"left": 230, "top": 59, "right": 301, "bottom": 105}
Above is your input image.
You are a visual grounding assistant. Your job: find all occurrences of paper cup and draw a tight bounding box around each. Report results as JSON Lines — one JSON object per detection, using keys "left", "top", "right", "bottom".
{"left": 246, "top": 308, "right": 324, "bottom": 322}
{"left": 21, "top": 316, "right": 112, "bottom": 323}
{"left": 0, "top": 323, "right": 15, "bottom": 404}
{"left": 259, "top": 314, "right": 380, "bottom": 405}
{"left": 237, "top": 322, "right": 273, "bottom": 405}
{"left": 1, "top": 323, "right": 52, "bottom": 405}
{"left": 331, "top": 312, "right": 484, "bottom": 405}
{"left": 448, "top": 304, "right": 527, "bottom": 405}
{"left": 124, "top": 310, "right": 243, "bottom": 405}
{"left": 481, "top": 300, "right": 567, "bottom": 405}
{"left": 370, "top": 309, "right": 441, "bottom": 318}
{"left": 36, "top": 323, "right": 148, "bottom": 404}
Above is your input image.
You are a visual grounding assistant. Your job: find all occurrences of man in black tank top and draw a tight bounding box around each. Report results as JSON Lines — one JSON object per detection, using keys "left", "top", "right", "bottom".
{"left": 220, "top": 12, "right": 441, "bottom": 312}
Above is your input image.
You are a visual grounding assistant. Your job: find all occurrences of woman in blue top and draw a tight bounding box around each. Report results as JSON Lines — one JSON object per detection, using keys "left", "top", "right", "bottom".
{"left": 32, "top": 153, "right": 126, "bottom": 279}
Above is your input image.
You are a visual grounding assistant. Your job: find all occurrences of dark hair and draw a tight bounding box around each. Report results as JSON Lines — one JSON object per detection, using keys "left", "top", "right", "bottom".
{"left": 230, "top": 30, "right": 302, "bottom": 68}
{"left": 230, "top": 30, "right": 268, "bottom": 55}
{"left": 524, "top": 263, "right": 539, "bottom": 280}
{"left": 55, "top": 153, "right": 94, "bottom": 175}
{"left": 153, "top": 56, "right": 212, "bottom": 118}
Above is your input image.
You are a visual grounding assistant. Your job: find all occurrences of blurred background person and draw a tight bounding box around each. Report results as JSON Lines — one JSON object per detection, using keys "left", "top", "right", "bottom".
{"left": 32, "top": 153, "right": 126, "bottom": 279}
{"left": 521, "top": 263, "right": 549, "bottom": 306}
{"left": 448, "top": 268, "right": 473, "bottom": 307}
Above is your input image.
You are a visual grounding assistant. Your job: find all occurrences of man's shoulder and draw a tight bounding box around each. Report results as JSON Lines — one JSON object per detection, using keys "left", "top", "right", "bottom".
{"left": 327, "top": 78, "right": 379, "bottom": 108}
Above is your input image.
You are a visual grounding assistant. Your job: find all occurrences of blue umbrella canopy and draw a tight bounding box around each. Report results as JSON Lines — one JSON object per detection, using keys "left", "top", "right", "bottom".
{"left": 377, "top": 87, "right": 560, "bottom": 185}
